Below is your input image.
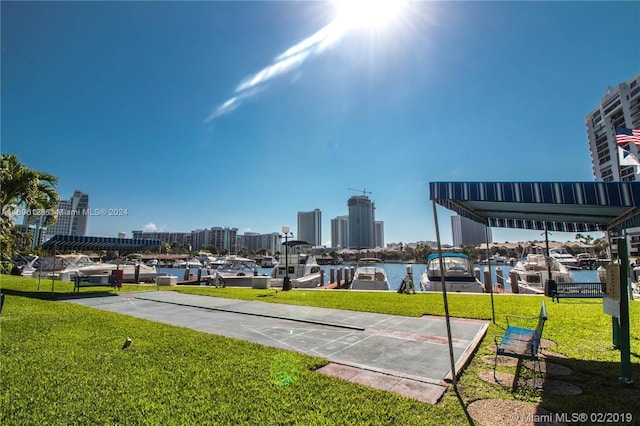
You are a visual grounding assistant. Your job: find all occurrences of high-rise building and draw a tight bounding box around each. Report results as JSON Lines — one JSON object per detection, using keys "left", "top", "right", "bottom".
{"left": 374, "top": 221, "right": 384, "bottom": 248}
{"left": 585, "top": 72, "right": 640, "bottom": 257}
{"left": 585, "top": 72, "right": 640, "bottom": 182}
{"left": 132, "top": 231, "right": 192, "bottom": 250}
{"left": 331, "top": 215, "right": 349, "bottom": 248}
{"left": 297, "top": 209, "right": 321, "bottom": 246}
{"left": 26, "top": 190, "right": 89, "bottom": 241}
{"left": 348, "top": 195, "right": 375, "bottom": 249}
{"left": 451, "top": 215, "right": 490, "bottom": 247}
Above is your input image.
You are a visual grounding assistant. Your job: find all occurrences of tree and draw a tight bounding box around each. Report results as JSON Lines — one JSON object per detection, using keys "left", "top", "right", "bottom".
{"left": 0, "top": 154, "right": 59, "bottom": 258}
{"left": 575, "top": 233, "right": 594, "bottom": 246}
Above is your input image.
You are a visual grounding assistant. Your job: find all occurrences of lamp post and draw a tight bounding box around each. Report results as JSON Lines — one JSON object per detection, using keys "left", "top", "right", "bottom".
{"left": 282, "top": 226, "right": 293, "bottom": 291}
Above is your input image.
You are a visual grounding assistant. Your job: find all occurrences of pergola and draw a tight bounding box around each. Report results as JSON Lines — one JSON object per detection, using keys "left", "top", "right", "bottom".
{"left": 429, "top": 181, "right": 639, "bottom": 387}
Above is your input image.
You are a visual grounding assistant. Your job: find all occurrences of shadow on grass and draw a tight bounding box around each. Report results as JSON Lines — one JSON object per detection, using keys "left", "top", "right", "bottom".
{"left": 475, "top": 350, "right": 640, "bottom": 420}
{"left": 0, "top": 288, "right": 119, "bottom": 301}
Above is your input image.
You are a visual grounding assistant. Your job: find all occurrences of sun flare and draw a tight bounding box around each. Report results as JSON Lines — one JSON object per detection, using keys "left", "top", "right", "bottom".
{"left": 332, "top": 0, "right": 408, "bottom": 30}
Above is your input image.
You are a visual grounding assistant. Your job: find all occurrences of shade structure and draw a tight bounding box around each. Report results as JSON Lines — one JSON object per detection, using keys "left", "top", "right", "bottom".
{"left": 429, "top": 181, "right": 640, "bottom": 232}
{"left": 42, "top": 235, "right": 161, "bottom": 253}
{"left": 428, "top": 180, "right": 638, "bottom": 388}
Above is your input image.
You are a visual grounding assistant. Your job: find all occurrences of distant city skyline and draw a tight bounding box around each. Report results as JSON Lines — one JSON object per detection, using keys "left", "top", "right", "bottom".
{"left": 3, "top": 2, "right": 638, "bottom": 246}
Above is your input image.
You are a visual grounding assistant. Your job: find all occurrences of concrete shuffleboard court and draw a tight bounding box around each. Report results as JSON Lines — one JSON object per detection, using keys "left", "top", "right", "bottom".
{"left": 67, "top": 291, "right": 488, "bottom": 403}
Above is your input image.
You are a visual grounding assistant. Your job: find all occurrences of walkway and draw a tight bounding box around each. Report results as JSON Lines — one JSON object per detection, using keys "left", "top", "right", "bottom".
{"left": 68, "top": 291, "right": 488, "bottom": 404}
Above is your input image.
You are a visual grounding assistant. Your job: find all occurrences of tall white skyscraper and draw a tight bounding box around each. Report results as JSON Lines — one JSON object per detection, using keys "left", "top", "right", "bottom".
{"left": 585, "top": 71, "right": 640, "bottom": 182}
{"left": 451, "top": 215, "right": 490, "bottom": 247}
{"left": 297, "top": 208, "right": 321, "bottom": 246}
{"left": 26, "top": 190, "right": 89, "bottom": 240}
{"left": 331, "top": 215, "right": 349, "bottom": 248}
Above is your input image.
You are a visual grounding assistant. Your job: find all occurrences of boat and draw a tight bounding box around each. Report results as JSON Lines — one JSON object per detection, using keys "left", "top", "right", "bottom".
{"left": 216, "top": 257, "right": 257, "bottom": 277}
{"left": 10, "top": 255, "right": 39, "bottom": 277}
{"left": 510, "top": 253, "right": 572, "bottom": 294}
{"left": 420, "top": 253, "right": 485, "bottom": 293}
{"left": 548, "top": 247, "right": 581, "bottom": 270}
{"left": 271, "top": 253, "right": 322, "bottom": 288}
{"left": 173, "top": 258, "right": 203, "bottom": 268}
{"left": 260, "top": 256, "right": 278, "bottom": 268}
{"left": 33, "top": 254, "right": 99, "bottom": 281}
{"left": 77, "top": 255, "right": 159, "bottom": 282}
{"left": 350, "top": 258, "right": 390, "bottom": 291}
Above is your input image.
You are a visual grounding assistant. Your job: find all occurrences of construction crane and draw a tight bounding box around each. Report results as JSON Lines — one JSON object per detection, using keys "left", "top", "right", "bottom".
{"left": 348, "top": 188, "right": 372, "bottom": 196}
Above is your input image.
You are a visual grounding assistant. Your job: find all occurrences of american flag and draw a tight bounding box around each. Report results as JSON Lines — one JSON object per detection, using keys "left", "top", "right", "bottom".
{"left": 615, "top": 127, "right": 640, "bottom": 146}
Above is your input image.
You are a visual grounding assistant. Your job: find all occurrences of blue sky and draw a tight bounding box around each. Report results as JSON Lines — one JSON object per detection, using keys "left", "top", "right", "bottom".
{"left": 2, "top": 1, "right": 639, "bottom": 246}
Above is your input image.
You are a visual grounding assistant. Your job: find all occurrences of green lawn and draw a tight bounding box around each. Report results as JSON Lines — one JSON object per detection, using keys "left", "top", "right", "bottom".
{"left": 1, "top": 275, "right": 639, "bottom": 425}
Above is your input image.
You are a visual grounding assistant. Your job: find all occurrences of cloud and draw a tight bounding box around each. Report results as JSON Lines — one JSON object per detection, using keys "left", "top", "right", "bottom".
{"left": 143, "top": 222, "right": 158, "bottom": 232}
{"left": 204, "top": 18, "right": 349, "bottom": 123}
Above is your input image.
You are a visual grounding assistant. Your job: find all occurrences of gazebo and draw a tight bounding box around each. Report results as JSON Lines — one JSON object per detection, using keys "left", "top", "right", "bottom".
{"left": 428, "top": 181, "right": 639, "bottom": 387}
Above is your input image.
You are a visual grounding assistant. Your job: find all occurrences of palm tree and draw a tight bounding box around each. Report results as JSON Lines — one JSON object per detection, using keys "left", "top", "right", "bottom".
{"left": 0, "top": 154, "right": 59, "bottom": 257}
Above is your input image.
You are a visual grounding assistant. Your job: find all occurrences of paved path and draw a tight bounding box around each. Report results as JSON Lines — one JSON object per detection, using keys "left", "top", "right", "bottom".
{"left": 68, "top": 291, "right": 488, "bottom": 403}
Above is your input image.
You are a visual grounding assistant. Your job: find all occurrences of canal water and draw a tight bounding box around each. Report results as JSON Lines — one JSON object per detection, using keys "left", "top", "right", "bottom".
{"left": 157, "top": 263, "right": 598, "bottom": 292}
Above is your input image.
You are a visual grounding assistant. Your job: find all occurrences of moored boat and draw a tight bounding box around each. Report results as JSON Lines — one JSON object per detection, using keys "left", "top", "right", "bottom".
{"left": 509, "top": 253, "right": 572, "bottom": 294}
{"left": 271, "top": 253, "right": 322, "bottom": 288}
{"left": 420, "top": 253, "right": 484, "bottom": 293}
{"left": 350, "top": 258, "right": 390, "bottom": 291}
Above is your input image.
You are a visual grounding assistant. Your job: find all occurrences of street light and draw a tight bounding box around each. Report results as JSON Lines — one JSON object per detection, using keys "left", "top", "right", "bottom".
{"left": 282, "top": 226, "right": 293, "bottom": 291}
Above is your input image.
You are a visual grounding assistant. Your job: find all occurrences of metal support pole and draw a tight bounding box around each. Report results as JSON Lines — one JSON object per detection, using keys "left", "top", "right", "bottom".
{"left": 617, "top": 238, "right": 633, "bottom": 386}
{"left": 485, "top": 225, "right": 495, "bottom": 324}
{"left": 432, "top": 201, "right": 457, "bottom": 388}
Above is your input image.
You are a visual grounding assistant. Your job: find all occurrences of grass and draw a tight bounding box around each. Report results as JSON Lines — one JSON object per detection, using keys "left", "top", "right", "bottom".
{"left": 2, "top": 275, "right": 639, "bottom": 425}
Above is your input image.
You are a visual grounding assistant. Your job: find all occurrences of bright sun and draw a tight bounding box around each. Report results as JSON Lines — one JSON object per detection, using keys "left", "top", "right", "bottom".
{"left": 332, "top": 0, "right": 408, "bottom": 30}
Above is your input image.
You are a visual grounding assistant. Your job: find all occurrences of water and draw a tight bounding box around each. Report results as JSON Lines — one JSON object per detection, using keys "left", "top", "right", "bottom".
{"left": 156, "top": 263, "right": 599, "bottom": 292}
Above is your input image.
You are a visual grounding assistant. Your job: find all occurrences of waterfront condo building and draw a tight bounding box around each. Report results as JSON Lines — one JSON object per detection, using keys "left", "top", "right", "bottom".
{"left": 348, "top": 195, "right": 375, "bottom": 249}
{"left": 585, "top": 71, "right": 640, "bottom": 257}
{"left": 331, "top": 215, "right": 349, "bottom": 249}
{"left": 297, "top": 208, "right": 321, "bottom": 247}
{"left": 585, "top": 71, "right": 640, "bottom": 183}
{"left": 25, "top": 190, "right": 89, "bottom": 241}
{"left": 451, "top": 215, "right": 491, "bottom": 247}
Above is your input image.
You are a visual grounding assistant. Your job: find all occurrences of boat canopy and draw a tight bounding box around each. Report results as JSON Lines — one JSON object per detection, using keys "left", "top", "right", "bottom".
{"left": 426, "top": 253, "right": 469, "bottom": 261}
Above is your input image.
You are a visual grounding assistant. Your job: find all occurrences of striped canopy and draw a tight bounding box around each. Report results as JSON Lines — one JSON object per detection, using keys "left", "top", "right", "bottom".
{"left": 429, "top": 181, "right": 640, "bottom": 232}
{"left": 42, "top": 235, "right": 161, "bottom": 253}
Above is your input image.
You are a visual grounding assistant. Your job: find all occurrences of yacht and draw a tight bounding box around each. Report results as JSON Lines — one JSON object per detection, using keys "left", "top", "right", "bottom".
{"left": 33, "top": 254, "right": 98, "bottom": 281}
{"left": 78, "top": 256, "right": 159, "bottom": 282}
{"left": 420, "top": 253, "right": 484, "bottom": 293}
{"left": 260, "top": 256, "right": 278, "bottom": 268}
{"left": 216, "top": 257, "right": 257, "bottom": 277}
{"left": 548, "top": 248, "right": 581, "bottom": 270}
{"left": 271, "top": 253, "right": 322, "bottom": 288}
{"left": 350, "top": 258, "right": 390, "bottom": 291}
{"left": 510, "top": 254, "right": 572, "bottom": 294}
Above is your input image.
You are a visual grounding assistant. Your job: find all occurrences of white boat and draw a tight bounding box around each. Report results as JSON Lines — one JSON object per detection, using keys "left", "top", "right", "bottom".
{"left": 260, "top": 256, "right": 278, "bottom": 268}
{"left": 173, "top": 258, "right": 203, "bottom": 268}
{"left": 548, "top": 248, "right": 581, "bottom": 270}
{"left": 350, "top": 258, "right": 390, "bottom": 291}
{"left": 510, "top": 253, "right": 572, "bottom": 294}
{"left": 78, "top": 257, "right": 159, "bottom": 283}
{"left": 10, "top": 255, "right": 39, "bottom": 277}
{"left": 33, "top": 254, "right": 98, "bottom": 281}
{"left": 217, "top": 257, "right": 257, "bottom": 278}
{"left": 420, "top": 253, "right": 484, "bottom": 293}
{"left": 271, "top": 253, "right": 322, "bottom": 288}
